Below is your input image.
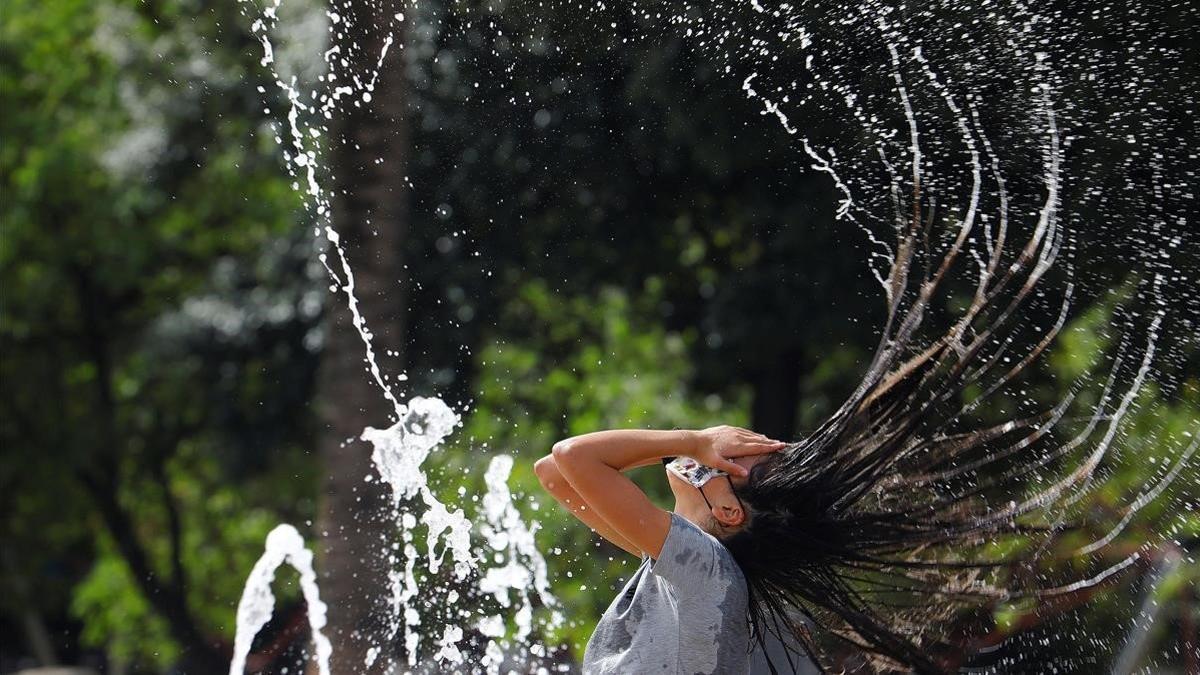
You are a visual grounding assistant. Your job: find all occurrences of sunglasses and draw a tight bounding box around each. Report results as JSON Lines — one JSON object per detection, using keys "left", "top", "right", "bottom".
{"left": 662, "top": 456, "right": 746, "bottom": 515}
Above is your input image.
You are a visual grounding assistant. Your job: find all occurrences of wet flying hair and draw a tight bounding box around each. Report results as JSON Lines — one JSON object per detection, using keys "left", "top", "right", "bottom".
{"left": 714, "top": 141, "right": 1194, "bottom": 672}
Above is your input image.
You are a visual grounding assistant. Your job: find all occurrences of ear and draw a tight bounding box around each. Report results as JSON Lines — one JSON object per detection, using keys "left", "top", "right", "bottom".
{"left": 712, "top": 503, "right": 745, "bottom": 528}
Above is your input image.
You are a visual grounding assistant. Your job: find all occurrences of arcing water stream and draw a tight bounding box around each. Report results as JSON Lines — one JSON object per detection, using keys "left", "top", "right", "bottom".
{"left": 228, "top": 0, "right": 1197, "bottom": 672}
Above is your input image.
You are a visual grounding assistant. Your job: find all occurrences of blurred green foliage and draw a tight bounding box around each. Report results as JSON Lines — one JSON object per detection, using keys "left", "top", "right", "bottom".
{"left": 1, "top": 0, "right": 1196, "bottom": 672}
{"left": 2, "top": 0, "right": 317, "bottom": 669}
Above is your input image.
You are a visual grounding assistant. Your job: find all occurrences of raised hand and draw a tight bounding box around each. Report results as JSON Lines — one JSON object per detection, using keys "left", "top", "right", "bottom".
{"left": 689, "top": 425, "right": 786, "bottom": 476}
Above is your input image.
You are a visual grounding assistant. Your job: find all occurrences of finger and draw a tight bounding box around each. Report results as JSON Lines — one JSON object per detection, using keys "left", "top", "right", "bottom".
{"left": 727, "top": 441, "right": 785, "bottom": 457}
{"left": 721, "top": 460, "right": 749, "bottom": 477}
{"left": 754, "top": 441, "right": 787, "bottom": 454}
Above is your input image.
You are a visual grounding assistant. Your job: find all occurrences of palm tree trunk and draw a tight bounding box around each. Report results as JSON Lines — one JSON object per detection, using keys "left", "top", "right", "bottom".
{"left": 315, "top": 6, "right": 411, "bottom": 670}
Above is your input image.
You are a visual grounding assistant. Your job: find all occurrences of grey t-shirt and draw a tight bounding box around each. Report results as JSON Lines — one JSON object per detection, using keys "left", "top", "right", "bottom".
{"left": 582, "top": 512, "right": 752, "bottom": 674}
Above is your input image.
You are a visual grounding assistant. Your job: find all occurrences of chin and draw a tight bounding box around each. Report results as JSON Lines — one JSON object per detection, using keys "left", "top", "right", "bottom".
{"left": 664, "top": 471, "right": 689, "bottom": 499}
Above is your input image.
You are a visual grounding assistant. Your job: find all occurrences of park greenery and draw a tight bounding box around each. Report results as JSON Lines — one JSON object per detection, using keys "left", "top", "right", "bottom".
{"left": 2, "top": 0, "right": 1196, "bottom": 672}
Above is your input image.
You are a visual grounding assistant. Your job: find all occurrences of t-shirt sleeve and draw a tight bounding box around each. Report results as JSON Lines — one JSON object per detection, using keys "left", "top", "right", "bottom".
{"left": 649, "top": 511, "right": 721, "bottom": 592}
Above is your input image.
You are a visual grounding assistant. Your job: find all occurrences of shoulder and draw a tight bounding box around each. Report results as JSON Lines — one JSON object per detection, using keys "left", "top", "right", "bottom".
{"left": 650, "top": 513, "right": 746, "bottom": 594}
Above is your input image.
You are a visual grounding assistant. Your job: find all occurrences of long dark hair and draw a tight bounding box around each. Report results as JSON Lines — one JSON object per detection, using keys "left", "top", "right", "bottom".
{"left": 718, "top": 151, "right": 1188, "bottom": 672}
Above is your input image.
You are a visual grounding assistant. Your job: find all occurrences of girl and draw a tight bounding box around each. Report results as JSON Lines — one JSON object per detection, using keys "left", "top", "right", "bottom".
{"left": 535, "top": 425, "right": 795, "bottom": 674}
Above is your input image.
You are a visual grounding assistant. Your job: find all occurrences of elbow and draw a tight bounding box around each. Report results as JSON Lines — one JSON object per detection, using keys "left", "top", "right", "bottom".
{"left": 550, "top": 439, "right": 574, "bottom": 462}
{"left": 535, "top": 453, "right": 566, "bottom": 492}
{"left": 541, "top": 440, "right": 578, "bottom": 488}
{"left": 534, "top": 455, "right": 556, "bottom": 483}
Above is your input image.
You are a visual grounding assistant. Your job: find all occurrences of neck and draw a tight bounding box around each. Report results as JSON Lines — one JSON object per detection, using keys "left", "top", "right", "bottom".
{"left": 673, "top": 501, "right": 717, "bottom": 535}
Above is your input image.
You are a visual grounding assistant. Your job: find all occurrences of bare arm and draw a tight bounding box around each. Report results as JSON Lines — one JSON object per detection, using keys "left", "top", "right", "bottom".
{"left": 547, "top": 430, "right": 692, "bottom": 558}
{"left": 549, "top": 427, "right": 782, "bottom": 559}
{"left": 534, "top": 455, "right": 644, "bottom": 556}
{"left": 535, "top": 427, "right": 777, "bottom": 554}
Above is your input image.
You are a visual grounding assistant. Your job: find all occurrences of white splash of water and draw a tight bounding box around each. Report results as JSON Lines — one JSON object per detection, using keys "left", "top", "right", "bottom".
{"left": 229, "top": 524, "right": 332, "bottom": 675}
{"left": 360, "top": 396, "right": 475, "bottom": 667}
{"left": 742, "top": 72, "right": 798, "bottom": 135}
{"left": 363, "top": 396, "right": 462, "bottom": 504}
{"left": 478, "top": 456, "right": 562, "bottom": 643}
{"left": 736, "top": 52, "right": 895, "bottom": 289}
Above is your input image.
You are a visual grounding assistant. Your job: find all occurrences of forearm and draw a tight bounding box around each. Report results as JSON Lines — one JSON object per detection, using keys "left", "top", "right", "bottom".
{"left": 534, "top": 456, "right": 641, "bottom": 557}
{"left": 551, "top": 428, "right": 697, "bottom": 469}
{"left": 533, "top": 446, "right": 665, "bottom": 557}
{"left": 541, "top": 425, "right": 779, "bottom": 560}
{"left": 550, "top": 433, "right": 677, "bottom": 558}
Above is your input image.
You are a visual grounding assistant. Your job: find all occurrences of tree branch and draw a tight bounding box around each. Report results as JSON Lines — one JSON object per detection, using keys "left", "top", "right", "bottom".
{"left": 70, "top": 266, "right": 226, "bottom": 670}
{"left": 152, "top": 454, "right": 187, "bottom": 590}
